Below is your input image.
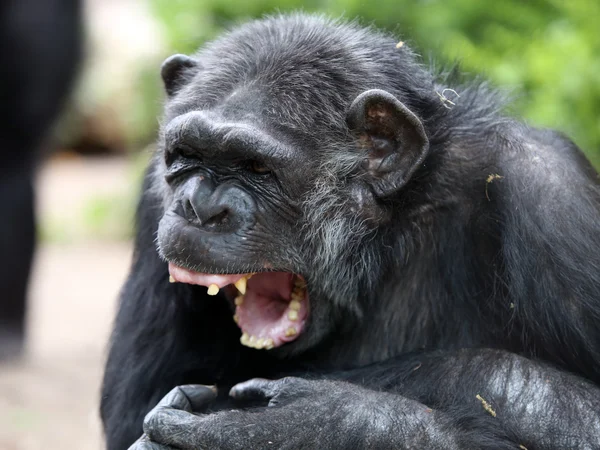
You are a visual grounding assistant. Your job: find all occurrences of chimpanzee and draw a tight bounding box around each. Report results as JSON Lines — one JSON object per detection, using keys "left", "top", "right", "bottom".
{"left": 101, "top": 14, "right": 600, "bottom": 450}
{"left": 0, "top": 0, "right": 81, "bottom": 359}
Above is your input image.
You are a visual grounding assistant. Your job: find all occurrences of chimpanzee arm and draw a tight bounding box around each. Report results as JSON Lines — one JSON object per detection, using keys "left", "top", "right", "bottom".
{"left": 135, "top": 373, "right": 516, "bottom": 450}
{"left": 341, "top": 349, "right": 600, "bottom": 449}
{"left": 136, "top": 349, "right": 599, "bottom": 450}
{"left": 100, "top": 169, "right": 245, "bottom": 450}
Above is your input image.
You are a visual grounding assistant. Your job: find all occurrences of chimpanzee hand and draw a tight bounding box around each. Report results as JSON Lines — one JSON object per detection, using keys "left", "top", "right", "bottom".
{"left": 129, "top": 377, "right": 454, "bottom": 450}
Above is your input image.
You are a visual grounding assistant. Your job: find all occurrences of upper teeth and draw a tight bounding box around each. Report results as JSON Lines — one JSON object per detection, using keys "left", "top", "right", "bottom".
{"left": 234, "top": 273, "right": 254, "bottom": 295}
{"left": 287, "top": 275, "right": 305, "bottom": 322}
{"left": 207, "top": 284, "right": 219, "bottom": 295}
{"left": 234, "top": 277, "right": 248, "bottom": 295}
{"left": 207, "top": 274, "right": 253, "bottom": 297}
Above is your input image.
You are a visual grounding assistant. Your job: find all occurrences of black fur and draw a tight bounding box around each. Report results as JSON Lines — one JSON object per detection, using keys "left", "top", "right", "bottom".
{"left": 102, "top": 14, "right": 600, "bottom": 449}
{"left": 0, "top": 0, "right": 81, "bottom": 359}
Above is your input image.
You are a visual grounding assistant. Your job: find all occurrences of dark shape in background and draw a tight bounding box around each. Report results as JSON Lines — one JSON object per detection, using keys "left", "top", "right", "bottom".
{"left": 0, "top": 0, "right": 82, "bottom": 359}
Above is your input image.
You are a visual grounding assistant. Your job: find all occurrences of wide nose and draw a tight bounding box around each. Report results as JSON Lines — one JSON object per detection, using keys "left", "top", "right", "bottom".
{"left": 182, "top": 175, "right": 256, "bottom": 232}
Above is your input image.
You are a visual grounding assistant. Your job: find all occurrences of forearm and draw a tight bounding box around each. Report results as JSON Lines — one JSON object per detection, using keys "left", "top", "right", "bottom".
{"left": 340, "top": 349, "right": 600, "bottom": 449}
{"left": 464, "top": 351, "right": 600, "bottom": 449}
{"left": 350, "top": 387, "right": 515, "bottom": 449}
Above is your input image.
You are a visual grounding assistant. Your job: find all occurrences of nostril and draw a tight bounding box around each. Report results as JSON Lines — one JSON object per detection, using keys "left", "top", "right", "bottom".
{"left": 183, "top": 195, "right": 231, "bottom": 229}
{"left": 182, "top": 198, "right": 197, "bottom": 221}
{"left": 179, "top": 180, "right": 253, "bottom": 232}
{"left": 203, "top": 209, "right": 229, "bottom": 229}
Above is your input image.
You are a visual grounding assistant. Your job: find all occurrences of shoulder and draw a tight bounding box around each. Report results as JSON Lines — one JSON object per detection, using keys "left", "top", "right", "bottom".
{"left": 497, "top": 125, "right": 596, "bottom": 183}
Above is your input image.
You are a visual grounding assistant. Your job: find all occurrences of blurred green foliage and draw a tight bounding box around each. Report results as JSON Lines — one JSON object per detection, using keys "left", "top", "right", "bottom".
{"left": 39, "top": 151, "right": 149, "bottom": 243}
{"left": 147, "top": 0, "right": 600, "bottom": 167}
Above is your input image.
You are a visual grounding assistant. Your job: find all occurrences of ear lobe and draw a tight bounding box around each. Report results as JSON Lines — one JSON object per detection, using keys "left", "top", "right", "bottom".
{"left": 346, "top": 89, "right": 429, "bottom": 197}
{"left": 161, "top": 54, "right": 199, "bottom": 97}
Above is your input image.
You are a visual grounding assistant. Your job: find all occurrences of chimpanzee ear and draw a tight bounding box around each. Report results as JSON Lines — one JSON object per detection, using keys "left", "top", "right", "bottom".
{"left": 161, "top": 54, "right": 199, "bottom": 97}
{"left": 346, "top": 89, "right": 429, "bottom": 197}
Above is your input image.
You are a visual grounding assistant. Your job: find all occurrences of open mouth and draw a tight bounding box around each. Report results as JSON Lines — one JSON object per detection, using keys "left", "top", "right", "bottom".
{"left": 168, "top": 263, "right": 309, "bottom": 350}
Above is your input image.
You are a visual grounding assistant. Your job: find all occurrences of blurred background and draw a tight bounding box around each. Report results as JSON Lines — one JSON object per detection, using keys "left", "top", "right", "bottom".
{"left": 0, "top": 0, "right": 598, "bottom": 448}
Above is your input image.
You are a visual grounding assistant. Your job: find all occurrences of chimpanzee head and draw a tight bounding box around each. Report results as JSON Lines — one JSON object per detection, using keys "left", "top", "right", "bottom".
{"left": 155, "top": 15, "right": 433, "bottom": 355}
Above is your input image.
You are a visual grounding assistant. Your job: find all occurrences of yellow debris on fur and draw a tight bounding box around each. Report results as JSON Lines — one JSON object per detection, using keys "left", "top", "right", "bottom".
{"left": 485, "top": 173, "right": 504, "bottom": 201}
{"left": 476, "top": 394, "right": 497, "bottom": 417}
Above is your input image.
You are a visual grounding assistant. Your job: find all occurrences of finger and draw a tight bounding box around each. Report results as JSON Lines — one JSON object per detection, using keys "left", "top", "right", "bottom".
{"left": 229, "top": 378, "right": 278, "bottom": 401}
{"left": 143, "top": 385, "right": 216, "bottom": 444}
{"left": 128, "top": 434, "right": 173, "bottom": 449}
{"left": 156, "top": 385, "right": 217, "bottom": 413}
{"left": 177, "top": 384, "right": 218, "bottom": 411}
{"left": 144, "top": 407, "right": 199, "bottom": 447}
{"left": 148, "top": 409, "right": 254, "bottom": 450}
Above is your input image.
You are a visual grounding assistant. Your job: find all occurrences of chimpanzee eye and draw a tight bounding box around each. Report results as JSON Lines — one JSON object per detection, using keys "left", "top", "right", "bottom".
{"left": 165, "top": 144, "right": 202, "bottom": 167}
{"left": 248, "top": 160, "right": 271, "bottom": 175}
{"left": 176, "top": 146, "right": 200, "bottom": 159}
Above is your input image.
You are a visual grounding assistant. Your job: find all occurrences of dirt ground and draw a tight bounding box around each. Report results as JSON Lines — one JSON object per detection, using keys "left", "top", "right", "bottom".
{"left": 0, "top": 157, "right": 133, "bottom": 450}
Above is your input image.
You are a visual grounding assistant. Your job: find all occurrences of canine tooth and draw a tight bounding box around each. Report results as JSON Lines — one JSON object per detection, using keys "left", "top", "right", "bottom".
{"left": 292, "top": 286, "right": 305, "bottom": 298}
{"left": 294, "top": 278, "right": 306, "bottom": 289}
{"left": 234, "top": 277, "right": 247, "bottom": 295}
{"left": 233, "top": 314, "right": 239, "bottom": 324}
{"left": 169, "top": 275, "right": 176, "bottom": 283}
{"left": 256, "top": 338, "right": 265, "bottom": 348}
{"left": 240, "top": 333, "right": 249, "bottom": 345}
{"left": 207, "top": 284, "right": 219, "bottom": 295}
{"left": 234, "top": 295, "right": 244, "bottom": 306}
{"left": 289, "top": 300, "right": 301, "bottom": 311}
{"left": 264, "top": 338, "right": 274, "bottom": 350}
{"left": 285, "top": 327, "right": 297, "bottom": 337}
{"left": 288, "top": 310, "right": 298, "bottom": 321}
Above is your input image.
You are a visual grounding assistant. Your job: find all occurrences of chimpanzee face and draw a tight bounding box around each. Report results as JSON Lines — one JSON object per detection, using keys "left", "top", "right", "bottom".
{"left": 155, "top": 28, "right": 429, "bottom": 354}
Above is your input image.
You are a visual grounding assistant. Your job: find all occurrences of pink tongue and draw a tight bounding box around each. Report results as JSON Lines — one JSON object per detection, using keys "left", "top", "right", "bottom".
{"left": 168, "top": 263, "right": 248, "bottom": 288}
{"left": 236, "top": 273, "right": 308, "bottom": 348}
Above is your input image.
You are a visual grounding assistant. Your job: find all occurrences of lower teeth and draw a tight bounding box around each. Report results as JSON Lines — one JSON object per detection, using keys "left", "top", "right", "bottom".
{"left": 285, "top": 327, "right": 297, "bottom": 337}
{"left": 240, "top": 332, "right": 274, "bottom": 350}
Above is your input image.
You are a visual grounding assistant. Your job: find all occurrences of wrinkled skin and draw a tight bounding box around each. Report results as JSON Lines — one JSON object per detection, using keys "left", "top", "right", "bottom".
{"left": 101, "top": 14, "right": 600, "bottom": 450}
{"left": 131, "top": 379, "right": 450, "bottom": 450}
